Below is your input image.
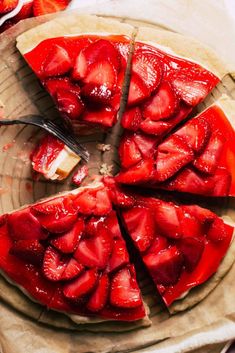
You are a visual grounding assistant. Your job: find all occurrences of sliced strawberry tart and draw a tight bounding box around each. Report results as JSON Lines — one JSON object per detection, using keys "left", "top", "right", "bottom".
{"left": 31, "top": 134, "right": 81, "bottom": 180}
{"left": 105, "top": 178, "right": 235, "bottom": 307}
{"left": 17, "top": 15, "right": 134, "bottom": 130}
{"left": 0, "top": 181, "right": 147, "bottom": 322}
{"left": 117, "top": 96, "right": 235, "bottom": 196}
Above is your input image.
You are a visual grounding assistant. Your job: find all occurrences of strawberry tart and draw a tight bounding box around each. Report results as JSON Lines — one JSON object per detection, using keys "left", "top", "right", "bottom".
{"left": 0, "top": 14, "right": 234, "bottom": 328}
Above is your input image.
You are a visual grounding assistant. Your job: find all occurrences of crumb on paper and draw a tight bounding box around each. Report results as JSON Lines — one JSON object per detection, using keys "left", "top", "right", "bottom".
{"left": 25, "top": 182, "right": 33, "bottom": 193}
{"left": 0, "top": 100, "right": 5, "bottom": 119}
{"left": 99, "top": 163, "right": 113, "bottom": 176}
{"left": 96, "top": 143, "right": 111, "bottom": 152}
{"left": 16, "top": 151, "right": 31, "bottom": 164}
{"left": 0, "top": 187, "right": 8, "bottom": 195}
{"left": 2, "top": 140, "right": 16, "bottom": 152}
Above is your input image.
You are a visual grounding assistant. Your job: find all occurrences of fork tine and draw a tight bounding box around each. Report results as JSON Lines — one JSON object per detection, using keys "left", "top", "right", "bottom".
{"left": 42, "top": 120, "right": 89, "bottom": 162}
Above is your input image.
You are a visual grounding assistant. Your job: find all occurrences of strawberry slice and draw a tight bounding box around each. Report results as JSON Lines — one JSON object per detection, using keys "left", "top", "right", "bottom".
{"left": 31, "top": 197, "right": 77, "bottom": 233}
{"left": 31, "top": 134, "right": 64, "bottom": 174}
{"left": 155, "top": 135, "right": 194, "bottom": 182}
{"left": 182, "top": 205, "right": 216, "bottom": 225}
{"left": 207, "top": 217, "right": 228, "bottom": 242}
{"left": 83, "top": 60, "right": 117, "bottom": 91}
{"left": 122, "top": 207, "right": 155, "bottom": 252}
{"left": 74, "top": 224, "right": 113, "bottom": 269}
{"left": 72, "top": 165, "right": 88, "bottom": 186}
{"left": 212, "top": 168, "right": 232, "bottom": 196}
{"left": 71, "top": 50, "right": 87, "bottom": 81}
{"left": 107, "top": 239, "right": 129, "bottom": 273}
{"left": 43, "top": 246, "right": 67, "bottom": 281}
{"left": 104, "top": 177, "right": 135, "bottom": 208}
{"left": 72, "top": 39, "right": 120, "bottom": 80}
{"left": 82, "top": 107, "right": 116, "bottom": 128}
{"left": 60, "top": 258, "right": 84, "bottom": 281}
{"left": 85, "top": 217, "right": 103, "bottom": 237}
{"left": 63, "top": 268, "right": 98, "bottom": 300}
{"left": 146, "top": 236, "right": 168, "bottom": 255}
{"left": 178, "top": 237, "right": 204, "bottom": 272}
{"left": 175, "top": 117, "right": 211, "bottom": 153}
{"left": 13, "top": 0, "right": 33, "bottom": 21}
{"left": 10, "top": 239, "right": 44, "bottom": 265}
{"left": 132, "top": 51, "right": 162, "bottom": 93}
{"left": 121, "top": 107, "right": 142, "bottom": 131}
{"left": 94, "top": 189, "right": 112, "bottom": 216}
{"left": 143, "top": 81, "right": 179, "bottom": 121}
{"left": 165, "top": 167, "right": 214, "bottom": 195}
{"left": 172, "top": 75, "right": 210, "bottom": 106}
{"left": 41, "top": 45, "right": 72, "bottom": 77}
{"left": 132, "top": 133, "right": 159, "bottom": 158}
{"left": 56, "top": 89, "right": 84, "bottom": 121}
{"left": 143, "top": 246, "right": 183, "bottom": 286}
{"left": 154, "top": 201, "right": 181, "bottom": 239}
{"left": 0, "top": 0, "right": 18, "bottom": 14}
{"left": 104, "top": 211, "right": 122, "bottom": 239}
{"left": 33, "top": 0, "right": 69, "bottom": 17}
{"left": 119, "top": 134, "right": 142, "bottom": 169}
{"left": 50, "top": 218, "right": 84, "bottom": 253}
{"left": 110, "top": 266, "right": 142, "bottom": 308}
{"left": 193, "top": 132, "right": 225, "bottom": 174}
{"left": 127, "top": 74, "right": 150, "bottom": 106}
{"left": 81, "top": 83, "right": 112, "bottom": 104}
{"left": 73, "top": 190, "right": 96, "bottom": 215}
{"left": 74, "top": 188, "right": 112, "bottom": 216}
{"left": 115, "top": 158, "right": 154, "bottom": 185}
{"left": 45, "top": 77, "right": 81, "bottom": 98}
{"left": 8, "top": 209, "right": 47, "bottom": 240}
{"left": 140, "top": 119, "right": 170, "bottom": 136}
{"left": 87, "top": 274, "right": 109, "bottom": 312}
{"left": 178, "top": 208, "right": 203, "bottom": 238}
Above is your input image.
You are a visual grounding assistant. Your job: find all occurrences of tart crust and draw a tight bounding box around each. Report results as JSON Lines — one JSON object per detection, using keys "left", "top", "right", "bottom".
{"left": 16, "top": 14, "right": 135, "bottom": 54}
{"left": 169, "top": 217, "right": 235, "bottom": 313}
{"left": 135, "top": 26, "right": 227, "bottom": 78}
{"left": 0, "top": 182, "right": 150, "bottom": 331}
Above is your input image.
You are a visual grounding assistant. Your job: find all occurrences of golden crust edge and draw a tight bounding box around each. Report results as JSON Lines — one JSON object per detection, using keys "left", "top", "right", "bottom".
{"left": 169, "top": 216, "right": 235, "bottom": 314}
{"left": 16, "top": 14, "right": 135, "bottom": 54}
{"left": 135, "top": 25, "right": 228, "bottom": 79}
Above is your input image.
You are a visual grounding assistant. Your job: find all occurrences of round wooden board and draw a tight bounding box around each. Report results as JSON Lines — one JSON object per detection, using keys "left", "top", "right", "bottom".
{"left": 1, "top": 12, "right": 235, "bottom": 353}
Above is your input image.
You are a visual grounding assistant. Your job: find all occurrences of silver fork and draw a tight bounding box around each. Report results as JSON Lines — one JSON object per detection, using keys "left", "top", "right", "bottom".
{"left": 0, "top": 115, "right": 89, "bottom": 162}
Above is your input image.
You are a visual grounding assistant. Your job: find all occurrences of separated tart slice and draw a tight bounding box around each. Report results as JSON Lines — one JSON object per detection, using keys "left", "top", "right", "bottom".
{"left": 0, "top": 181, "right": 147, "bottom": 322}
{"left": 31, "top": 134, "right": 81, "bottom": 180}
{"left": 16, "top": 14, "right": 134, "bottom": 131}
{"left": 104, "top": 178, "right": 235, "bottom": 308}
{"left": 117, "top": 96, "right": 235, "bottom": 196}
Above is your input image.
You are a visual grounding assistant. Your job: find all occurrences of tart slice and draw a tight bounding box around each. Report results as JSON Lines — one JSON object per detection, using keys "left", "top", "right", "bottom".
{"left": 117, "top": 96, "right": 235, "bottom": 196}
{"left": 104, "top": 178, "right": 234, "bottom": 307}
{"left": 16, "top": 15, "right": 134, "bottom": 131}
{"left": 121, "top": 30, "right": 221, "bottom": 136}
{"left": 31, "top": 134, "right": 81, "bottom": 180}
{"left": 0, "top": 181, "right": 146, "bottom": 322}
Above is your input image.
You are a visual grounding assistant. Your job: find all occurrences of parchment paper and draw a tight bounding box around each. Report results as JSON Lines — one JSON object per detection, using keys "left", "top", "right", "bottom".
{"left": 0, "top": 9, "right": 235, "bottom": 353}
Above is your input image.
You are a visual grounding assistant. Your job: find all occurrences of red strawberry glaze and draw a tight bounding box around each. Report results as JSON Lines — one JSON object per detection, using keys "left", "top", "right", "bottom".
{"left": 24, "top": 35, "right": 131, "bottom": 129}
{"left": 161, "top": 104, "right": 235, "bottom": 196}
{"left": 31, "top": 134, "right": 64, "bottom": 175}
{"left": 117, "top": 103, "right": 235, "bottom": 197}
{"left": 104, "top": 179, "right": 234, "bottom": 307}
{"left": 0, "top": 185, "right": 146, "bottom": 322}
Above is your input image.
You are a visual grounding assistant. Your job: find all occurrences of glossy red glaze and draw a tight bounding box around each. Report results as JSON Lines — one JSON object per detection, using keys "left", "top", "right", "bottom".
{"left": 115, "top": 186, "right": 234, "bottom": 307}
{"left": 161, "top": 105, "right": 235, "bottom": 196}
{"left": 31, "top": 134, "right": 64, "bottom": 174}
{"left": 24, "top": 35, "right": 130, "bottom": 129}
{"left": 0, "top": 188, "right": 146, "bottom": 322}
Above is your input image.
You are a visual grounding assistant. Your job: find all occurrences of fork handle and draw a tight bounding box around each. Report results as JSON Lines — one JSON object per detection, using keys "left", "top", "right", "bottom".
{"left": 0, "top": 120, "right": 26, "bottom": 125}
